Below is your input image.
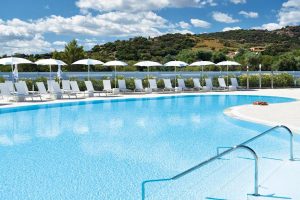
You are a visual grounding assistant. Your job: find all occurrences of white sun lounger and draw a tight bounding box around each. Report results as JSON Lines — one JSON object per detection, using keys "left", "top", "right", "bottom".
{"left": 5, "top": 81, "right": 15, "bottom": 93}
{"left": 70, "top": 81, "right": 86, "bottom": 97}
{"left": 85, "top": 81, "right": 102, "bottom": 96}
{"left": 51, "top": 82, "right": 64, "bottom": 99}
{"left": 177, "top": 79, "right": 192, "bottom": 91}
{"left": 204, "top": 78, "right": 216, "bottom": 91}
{"left": 193, "top": 78, "right": 203, "bottom": 90}
{"left": 230, "top": 78, "right": 243, "bottom": 89}
{"left": 118, "top": 79, "right": 132, "bottom": 93}
{"left": 36, "top": 82, "right": 53, "bottom": 99}
{"left": 163, "top": 79, "right": 175, "bottom": 91}
{"left": 218, "top": 78, "right": 237, "bottom": 91}
{"left": 15, "top": 82, "right": 42, "bottom": 101}
{"left": 0, "top": 83, "right": 15, "bottom": 101}
{"left": 149, "top": 79, "right": 162, "bottom": 92}
{"left": 47, "top": 80, "right": 56, "bottom": 92}
{"left": 103, "top": 80, "right": 113, "bottom": 94}
{"left": 62, "top": 80, "right": 78, "bottom": 98}
{"left": 19, "top": 80, "right": 37, "bottom": 94}
{"left": 134, "top": 79, "right": 145, "bottom": 92}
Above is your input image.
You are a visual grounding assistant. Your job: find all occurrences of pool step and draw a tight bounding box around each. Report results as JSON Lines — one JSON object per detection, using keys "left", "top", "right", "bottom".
{"left": 247, "top": 160, "right": 300, "bottom": 200}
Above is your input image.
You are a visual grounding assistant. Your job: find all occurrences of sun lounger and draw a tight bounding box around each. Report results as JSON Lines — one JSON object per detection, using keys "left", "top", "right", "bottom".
{"left": 85, "top": 81, "right": 102, "bottom": 96}
{"left": 118, "top": 79, "right": 132, "bottom": 93}
{"left": 204, "top": 78, "right": 216, "bottom": 91}
{"left": 5, "top": 81, "right": 15, "bottom": 93}
{"left": 70, "top": 81, "right": 86, "bottom": 97}
{"left": 36, "top": 82, "right": 53, "bottom": 99}
{"left": 163, "top": 79, "right": 175, "bottom": 91}
{"left": 19, "top": 80, "right": 37, "bottom": 94}
{"left": 177, "top": 79, "right": 192, "bottom": 91}
{"left": 149, "top": 79, "right": 162, "bottom": 92}
{"left": 103, "top": 80, "right": 113, "bottom": 94}
{"left": 230, "top": 78, "right": 243, "bottom": 89}
{"left": 0, "top": 83, "right": 15, "bottom": 101}
{"left": 193, "top": 78, "right": 203, "bottom": 90}
{"left": 62, "top": 80, "right": 78, "bottom": 98}
{"left": 15, "top": 82, "right": 42, "bottom": 101}
{"left": 218, "top": 78, "right": 237, "bottom": 91}
{"left": 47, "top": 80, "right": 56, "bottom": 92}
{"left": 134, "top": 79, "right": 145, "bottom": 92}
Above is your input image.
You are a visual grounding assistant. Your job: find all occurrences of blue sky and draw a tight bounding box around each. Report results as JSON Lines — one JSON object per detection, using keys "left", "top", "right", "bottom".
{"left": 0, "top": 0, "right": 299, "bottom": 55}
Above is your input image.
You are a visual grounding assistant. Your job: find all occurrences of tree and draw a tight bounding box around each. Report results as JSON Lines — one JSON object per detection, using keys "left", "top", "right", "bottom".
{"left": 212, "top": 52, "right": 226, "bottom": 63}
{"left": 195, "top": 50, "right": 213, "bottom": 61}
{"left": 63, "top": 39, "right": 85, "bottom": 65}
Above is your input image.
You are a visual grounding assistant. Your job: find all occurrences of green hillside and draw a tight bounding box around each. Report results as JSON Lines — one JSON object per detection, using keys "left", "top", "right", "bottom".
{"left": 2, "top": 26, "right": 300, "bottom": 72}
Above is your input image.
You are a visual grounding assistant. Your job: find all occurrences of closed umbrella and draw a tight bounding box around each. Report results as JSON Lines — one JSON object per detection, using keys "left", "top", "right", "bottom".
{"left": 13, "top": 65, "right": 18, "bottom": 81}
{"left": 134, "top": 61, "right": 162, "bottom": 87}
{"left": 216, "top": 61, "right": 241, "bottom": 88}
{"left": 35, "top": 59, "right": 67, "bottom": 81}
{"left": 0, "top": 57, "right": 32, "bottom": 82}
{"left": 72, "top": 58, "right": 104, "bottom": 81}
{"left": 103, "top": 60, "right": 128, "bottom": 88}
{"left": 189, "top": 61, "right": 215, "bottom": 82}
{"left": 57, "top": 65, "right": 62, "bottom": 80}
{"left": 164, "top": 61, "right": 188, "bottom": 87}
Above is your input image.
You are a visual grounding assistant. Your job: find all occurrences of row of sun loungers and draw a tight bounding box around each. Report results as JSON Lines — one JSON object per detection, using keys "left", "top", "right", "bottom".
{"left": 0, "top": 78, "right": 243, "bottom": 102}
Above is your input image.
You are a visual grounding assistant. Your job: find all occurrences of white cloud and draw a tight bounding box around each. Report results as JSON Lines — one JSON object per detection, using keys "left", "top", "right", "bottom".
{"left": 178, "top": 21, "right": 190, "bottom": 29}
{"left": 190, "top": 18, "right": 211, "bottom": 28}
{"left": 212, "top": 12, "right": 239, "bottom": 23}
{"left": 239, "top": 11, "right": 259, "bottom": 18}
{"left": 230, "top": 0, "right": 246, "bottom": 4}
{"left": 76, "top": 0, "right": 217, "bottom": 12}
{"left": 222, "top": 26, "right": 241, "bottom": 32}
{"left": 278, "top": 0, "right": 300, "bottom": 26}
{"left": 252, "top": 23, "right": 282, "bottom": 31}
{"left": 0, "top": 11, "right": 175, "bottom": 55}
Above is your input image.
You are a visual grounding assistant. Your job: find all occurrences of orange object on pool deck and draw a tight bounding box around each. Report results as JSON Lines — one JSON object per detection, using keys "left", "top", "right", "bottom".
{"left": 253, "top": 101, "right": 269, "bottom": 106}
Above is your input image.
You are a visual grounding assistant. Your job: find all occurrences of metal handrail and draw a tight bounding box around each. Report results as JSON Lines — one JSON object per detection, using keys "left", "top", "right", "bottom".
{"left": 141, "top": 125, "right": 295, "bottom": 199}
{"left": 141, "top": 145, "right": 259, "bottom": 200}
{"left": 240, "top": 125, "right": 294, "bottom": 161}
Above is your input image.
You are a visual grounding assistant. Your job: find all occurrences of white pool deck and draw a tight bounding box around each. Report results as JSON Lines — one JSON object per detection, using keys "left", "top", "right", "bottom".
{"left": 1, "top": 88, "right": 300, "bottom": 199}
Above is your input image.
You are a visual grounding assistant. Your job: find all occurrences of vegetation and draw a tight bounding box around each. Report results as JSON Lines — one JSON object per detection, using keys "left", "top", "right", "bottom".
{"left": 1, "top": 26, "right": 300, "bottom": 72}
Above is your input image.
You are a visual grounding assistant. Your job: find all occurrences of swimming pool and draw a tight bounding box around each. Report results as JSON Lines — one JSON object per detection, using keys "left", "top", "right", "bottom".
{"left": 0, "top": 95, "right": 298, "bottom": 199}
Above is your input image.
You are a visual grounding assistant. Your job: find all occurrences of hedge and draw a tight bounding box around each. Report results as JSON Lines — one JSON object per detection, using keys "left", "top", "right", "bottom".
{"left": 0, "top": 73, "right": 296, "bottom": 91}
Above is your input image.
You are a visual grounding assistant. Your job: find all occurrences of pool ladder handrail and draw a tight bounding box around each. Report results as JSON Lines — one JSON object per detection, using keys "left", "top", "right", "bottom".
{"left": 141, "top": 125, "right": 295, "bottom": 200}
{"left": 142, "top": 144, "right": 259, "bottom": 200}
{"left": 216, "top": 125, "right": 294, "bottom": 160}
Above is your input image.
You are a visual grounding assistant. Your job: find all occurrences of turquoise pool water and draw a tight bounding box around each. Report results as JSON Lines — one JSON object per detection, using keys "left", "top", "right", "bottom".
{"left": 0, "top": 95, "right": 298, "bottom": 200}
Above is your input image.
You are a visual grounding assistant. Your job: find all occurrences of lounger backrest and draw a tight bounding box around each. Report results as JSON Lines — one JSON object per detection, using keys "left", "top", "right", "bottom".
{"left": 134, "top": 79, "right": 143, "bottom": 90}
{"left": 118, "top": 80, "right": 127, "bottom": 90}
{"left": 5, "top": 81, "right": 14, "bottom": 93}
{"left": 218, "top": 78, "right": 227, "bottom": 87}
{"left": 231, "top": 78, "right": 239, "bottom": 87}
{"left": 163, "top": 79, "right": 173, "bottom": 89}
{"left": 19, "top": 81, "right": 29, "bottom": 93}
{"left": 193, "top": 78, "right": 201, "bottom": 88}
{"left": 15, "top": 82, "right": 27, "bottom": 95}
{"left": 149, "top": 79, "right": 157, "bottom": 89}
{"left": 177, "top": 79, "right": 186, "bottom": 88}
{"left": 52, "top": 82, "right": 62, "bottom": 94}
{"left": 70, "top": 81, "right": 80, "bottom": 92}
{"left": 47, "top": 80, "right": 56, "bottom": 92}
{"left": 36, "top": 82, "right": 47, "bottom": 94}
{"left": 205, "top": 78, "right": 213, "bottom": 88}
{"left": 62, "top": 80, "right": 71, "bottom": 91}
{"left": 0, "top": 83, "right": 11, "bottom": 96}
{"left": 103, "top": 80, "right": 112, "bottom": 90}
{"left": 85, "top": 81, "right": 94, "bottom": 92}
